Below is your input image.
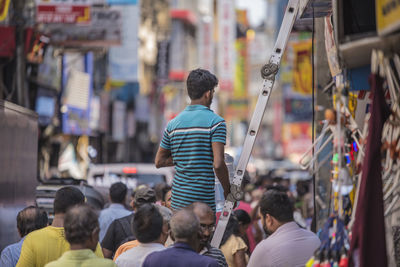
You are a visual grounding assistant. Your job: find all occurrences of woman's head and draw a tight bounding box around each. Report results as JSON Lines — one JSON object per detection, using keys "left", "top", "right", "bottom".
{"left": 234, "top": 209, "right": 251, "bottom": 236}
{"left": 220, "top": 209, "right": 251, "bottom": 246}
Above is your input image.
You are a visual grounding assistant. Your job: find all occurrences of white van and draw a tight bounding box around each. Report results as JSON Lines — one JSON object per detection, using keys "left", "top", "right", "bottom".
{"left": 87, "top": 163, "right": 175, "bottom": 191}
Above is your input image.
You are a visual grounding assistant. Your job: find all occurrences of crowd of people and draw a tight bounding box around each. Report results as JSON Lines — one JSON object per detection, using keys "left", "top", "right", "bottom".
{"left": 0, "top": 178, "right": 320, "bottom": 267}
{"left": 1, "top": 68, "right": 320, "bottom": 267}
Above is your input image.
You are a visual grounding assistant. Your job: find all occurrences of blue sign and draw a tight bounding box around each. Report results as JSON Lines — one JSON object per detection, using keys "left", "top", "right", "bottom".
{"left": 106, "top": 0, "right": 137, "bottom": 5}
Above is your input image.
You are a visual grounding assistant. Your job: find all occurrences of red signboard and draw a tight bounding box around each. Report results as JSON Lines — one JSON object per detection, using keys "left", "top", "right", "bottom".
{"left": 36, "top": 5, "right": 90, "bottom": 24}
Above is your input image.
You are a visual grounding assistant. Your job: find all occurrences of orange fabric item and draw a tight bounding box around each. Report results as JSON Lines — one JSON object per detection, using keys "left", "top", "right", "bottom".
{"left": 113, "top": 240, "right": 139, "bottom": 261}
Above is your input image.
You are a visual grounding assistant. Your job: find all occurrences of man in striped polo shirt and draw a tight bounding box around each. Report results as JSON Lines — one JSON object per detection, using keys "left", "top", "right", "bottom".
{"left": 155, "top": 68, "right": 231, "bottom": 212}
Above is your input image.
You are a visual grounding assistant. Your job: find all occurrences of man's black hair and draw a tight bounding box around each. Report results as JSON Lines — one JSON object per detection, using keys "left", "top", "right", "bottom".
{"left": 54, "top": 186, "right": 85, "bottom": 214}
{"left": 109, "top": 182, "right": 127, "bottom": 203}
{"left": 131, "top": 203, "right": 163, "bottom": 243}
{"left": 64, "top": 204, "right": 98, "bottom": 245}
{"left": 17, "top": 206, "right": 48, "bottom": 237}
{"left": 259, "top": 189, "right": 294, "bottom": 223}
{"left": 186, "top": 68, "right": 218, "bottom": 100}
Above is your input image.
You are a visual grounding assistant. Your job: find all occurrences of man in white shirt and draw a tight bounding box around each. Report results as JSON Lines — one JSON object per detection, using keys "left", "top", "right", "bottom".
{"left": 247, "top": 190, "right": 320, "bottom": 267}
{"left": 115, "top": 204, "right": 171, "bottom": 267}
{"left": 99, "top": 182, "right": 131, "bottom": 242}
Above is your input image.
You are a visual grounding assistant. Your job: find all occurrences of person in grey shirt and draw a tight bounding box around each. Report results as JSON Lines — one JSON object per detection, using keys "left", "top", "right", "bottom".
{"left": 247, "top": 190, "right": 320, "bottom": 267}
{"left": 99, "top": 182, "right": 131, "bottom": 242}
{"left": 115, "top": 204, "right": 171, "bottom": 267}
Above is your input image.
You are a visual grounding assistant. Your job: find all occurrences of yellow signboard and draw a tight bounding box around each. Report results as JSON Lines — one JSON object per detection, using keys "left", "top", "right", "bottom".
{"left": 0, "top": 0, "right": 10, "bottom": 21}
{"left": 376, "top": 0, "right": 400, "bottom": 35}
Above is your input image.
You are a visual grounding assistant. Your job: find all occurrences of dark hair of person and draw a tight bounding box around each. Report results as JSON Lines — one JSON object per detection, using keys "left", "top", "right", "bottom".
{"left": 259, "top": 189, "right": 294, "bottom": 223}
{"left": 154, "top": 183, "right": 171, "bottom": 202}
{"left": 64, "top": 204, "right": 99, "bottom": 245}
{"left": 109, "top": 182, "right": 127, "bottom": 203}
{"left": 54, "top": 186, "right": 85, "bottom": 214}
{"left": 186, "top": 68, "right": 218, "bottom": 100}
{"left": 131, "top": 204, "right": 163, "bottom": 243}
{"left": 162, "top": 185, "right": 171, "bottom": 202}
{"left": 17, "top": 206, "right": 48, "bottom": 237}
{"left": 220, "top": 214, "right": 240, "bottom": 246}
{"left": 234, "top": 209, "right": 251, "bottom": 225}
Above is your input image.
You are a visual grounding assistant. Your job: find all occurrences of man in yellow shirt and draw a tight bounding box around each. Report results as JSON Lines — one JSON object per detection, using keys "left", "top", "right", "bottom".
{"left": 45, "top": 204, "right": 115, "bottom": 267}
{"left": 17, "top": 186, "right": 103, "bottom": 267}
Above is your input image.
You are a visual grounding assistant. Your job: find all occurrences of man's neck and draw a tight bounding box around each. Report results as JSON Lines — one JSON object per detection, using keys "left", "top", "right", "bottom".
{"left": 190, "top": 99, "right": 208, "bottom": 107}
{"left": 51, "top": 214, "right": 64, "bottom": 227}
{"left": 70, "top": 244, "right": 90, "bottom": 251}
{"left": 272, "top": 220, "right": 292, "bottom": 233}
{"left": 175, "top": 238, "right": 197, "bottom": 251}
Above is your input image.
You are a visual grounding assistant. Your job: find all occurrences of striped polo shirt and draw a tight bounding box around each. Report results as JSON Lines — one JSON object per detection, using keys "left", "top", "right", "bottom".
{"left": 160, "top": 104, "right": 226, "bottom": 211}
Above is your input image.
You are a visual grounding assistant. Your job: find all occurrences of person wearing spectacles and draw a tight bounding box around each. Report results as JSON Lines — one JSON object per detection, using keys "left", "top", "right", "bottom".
{"left": 188, "top": 202, "right": 228, "bottom": 267}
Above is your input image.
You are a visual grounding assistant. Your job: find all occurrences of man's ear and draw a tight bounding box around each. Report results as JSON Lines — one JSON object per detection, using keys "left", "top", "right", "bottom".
{"left": 92, "top": 227, "right": 100, "bottom": 242}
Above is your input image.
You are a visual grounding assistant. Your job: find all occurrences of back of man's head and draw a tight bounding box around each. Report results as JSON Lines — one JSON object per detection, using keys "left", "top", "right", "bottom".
{"left": 132, "top": 204, "right": 163, "bottom": 243}
{"left": 109, "top": 182, "right": 127, "bottom": 204}
{"left": 134, "top": 185, "right": 156, "bottom": 209}
{"left": 259, "top": 190, "right": 293, "bottom": 223}
{"left": 187, "top": 68, "right": 218, "bottom": 100}
{"left": 54, "top": 186, "right": 85, "bottom": 214}
{"left": 64, "top": 204, "right": 99, "bottom": 246}
{"left": 170, "top": 209, "right": 200, "bottom": 240}
{"left": 188, "top": 202, "right": 215, "bottom": 221}
{"left": 17, "top": 206, "right": 48, "bottom": 237}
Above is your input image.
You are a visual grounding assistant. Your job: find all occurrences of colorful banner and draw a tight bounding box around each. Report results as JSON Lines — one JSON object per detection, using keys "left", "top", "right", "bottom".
{"left": 108, "top": 4, "right": 139, "bottom": 82}
{"left": 61, "top": 52, "right": 93, "bottom": 136}
{"left": 217, "top": 0, "right": 235, "bottom": 91}
{"left": 282, "top": 122, "right": 312, "bottom": 161}
{"left": 376, "top": 0, "right": 400, "bottom": 35}
{"left": 292, "top": 39, "right": 312, "bottom": 95}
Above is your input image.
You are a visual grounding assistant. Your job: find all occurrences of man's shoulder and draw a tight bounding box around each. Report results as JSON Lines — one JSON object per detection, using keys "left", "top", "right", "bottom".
{"left": 24, "top": 226, "right": 56, "bottom": 242}
{"left": 114, "top": 213, "right": 133, "bottom": 225}
{"left": 87, "top": 257, "right": 117, "bottom": 267}
{"left": 45, "top": 257, "right": 116, "bottom": 267}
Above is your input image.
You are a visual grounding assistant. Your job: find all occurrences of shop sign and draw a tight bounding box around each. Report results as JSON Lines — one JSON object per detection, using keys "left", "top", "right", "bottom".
{"left": 217, "top": 0, "right": 235, "bottom": 91}
{"left": 41, "top": 7, "right": 121, "bottom": 46}
{"left": 35, "top": 0, "right": 91, "bottom": 24}
{"left": 376, "top": 0, "right": 400, "bottom": 35}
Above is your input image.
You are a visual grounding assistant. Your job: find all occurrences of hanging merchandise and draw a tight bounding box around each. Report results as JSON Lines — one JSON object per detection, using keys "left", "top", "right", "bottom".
{"left": 348, "top": 51, "right": 390, "bottom": 267}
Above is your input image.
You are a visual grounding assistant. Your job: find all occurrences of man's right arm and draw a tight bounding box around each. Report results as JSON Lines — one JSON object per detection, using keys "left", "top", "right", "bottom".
{"left": 155, "top": 147, "right": 174, "bottom": 168}
{"left": 212, "top": 142, "right": 230, "bottom": 199}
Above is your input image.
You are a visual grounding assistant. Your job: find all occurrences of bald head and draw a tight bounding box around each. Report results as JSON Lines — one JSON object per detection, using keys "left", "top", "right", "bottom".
{"left": 170, "top": 209, "right": 199, "bottom": 240}
{"left": 189, "top": 202, "right": 214, "bottom": 219}
{"left": 17, "top": 206, "right": 48, "bottom": 237}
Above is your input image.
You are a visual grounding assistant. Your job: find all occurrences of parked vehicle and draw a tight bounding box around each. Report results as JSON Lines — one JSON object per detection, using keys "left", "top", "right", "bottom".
{"left": 87, "top": 163, "right": 175, "bottom": 203}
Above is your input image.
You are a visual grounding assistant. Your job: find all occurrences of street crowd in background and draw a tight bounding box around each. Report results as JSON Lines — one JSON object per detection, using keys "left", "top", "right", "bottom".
{"left": 1, "top": 69, "right": 320, "bottom": 267}
{"left": 0, "top": 176, "right": 319, "bottom": 267}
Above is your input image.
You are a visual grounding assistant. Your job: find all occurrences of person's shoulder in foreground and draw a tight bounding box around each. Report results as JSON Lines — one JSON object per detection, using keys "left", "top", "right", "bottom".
{"left": 45, "top": 250, "right": 115, "bottom": 267}
{"left": 142, "top": 243, "right": 218, "bottom": 267}
{"left": 247, "top": 190, "right": 320, "bottom": 267}
{"left": 44, "top": 204, "right": 111, "bottom": 267}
